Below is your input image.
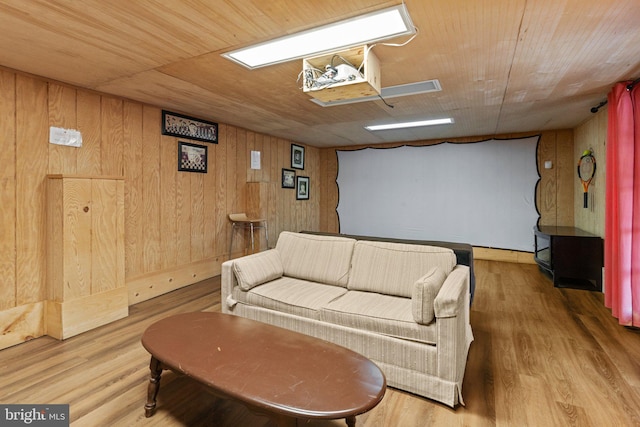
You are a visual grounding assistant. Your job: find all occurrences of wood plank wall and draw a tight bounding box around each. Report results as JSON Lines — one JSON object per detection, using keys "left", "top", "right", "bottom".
{"left": 0, "top": 64, "right": 605, "bottom": 350}
{"left": 0, "top": 67, "right": 319, "bottom": 349}
{"left": 318, "top": 131, "right": 576, "bottom": 263}
{"left": 574, "top": 107, "right": 607, "bottom": 237}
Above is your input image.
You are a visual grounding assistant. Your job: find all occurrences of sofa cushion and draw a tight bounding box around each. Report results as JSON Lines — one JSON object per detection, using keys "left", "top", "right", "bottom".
{"left": 275, "top": 232, "right": 356, "bottom": 287}
{"left": 412, "top": 267, "right": 447, "bottom": 324}
{"left": 348, "top": 241, "right": 456, "bottom": 297}
{"left": 320, "top": 291, "right": 438, "bottom": 345}
{"left": 243, "top": 277, "right": 348, "bottom": 319}
{"left": 232, "top": 249, "right": 284, "bottom": 291}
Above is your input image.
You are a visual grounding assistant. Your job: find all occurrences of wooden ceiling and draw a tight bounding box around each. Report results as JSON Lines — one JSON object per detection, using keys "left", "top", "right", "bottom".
{"left": 1, "top": 0, "right": 639, "bottom": 147}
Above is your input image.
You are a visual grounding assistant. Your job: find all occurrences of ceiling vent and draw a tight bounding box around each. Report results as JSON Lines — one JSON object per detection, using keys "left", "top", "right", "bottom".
{"left": 310, "top": 79, "right": 441, "bottom": 107}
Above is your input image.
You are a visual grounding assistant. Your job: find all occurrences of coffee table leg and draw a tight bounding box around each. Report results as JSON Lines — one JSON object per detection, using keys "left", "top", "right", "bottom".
{"left": 145, "top": 356, "right": 164, "bottom": 417}
{"left": 346, "top": 415, "right": 356, "bottom": 427}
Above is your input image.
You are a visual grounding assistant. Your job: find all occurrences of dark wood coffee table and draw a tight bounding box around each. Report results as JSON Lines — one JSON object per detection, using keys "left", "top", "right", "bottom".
{"left": 141, "top": 312, "right": 386, "bottom": 426}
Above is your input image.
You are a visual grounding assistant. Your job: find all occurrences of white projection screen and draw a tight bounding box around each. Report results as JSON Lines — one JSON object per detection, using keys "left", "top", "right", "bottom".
{"left": 336, "top": 136, "right": 541, "bottom": 252}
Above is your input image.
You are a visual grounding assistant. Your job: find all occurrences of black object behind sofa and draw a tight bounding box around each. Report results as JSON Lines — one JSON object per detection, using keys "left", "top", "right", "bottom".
{"left": 301, "top": 231, "right": 475, "bottom": 305}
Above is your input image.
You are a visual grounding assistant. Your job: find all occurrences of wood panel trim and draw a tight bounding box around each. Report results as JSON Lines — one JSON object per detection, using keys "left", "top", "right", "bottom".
{"left": 0, "top": 302, "right": 44, "bottom": 350}
{"left": 46, "top": 174, "right": 124, "bottom": 180}
{"left": 45, "top": 287, "right": 128, "bottom": 340}
{"left": 473, "top": 247, "right": 536, "bottom": 264}
{"left": 127, "top": 256, "right": 223, "bottom": 305}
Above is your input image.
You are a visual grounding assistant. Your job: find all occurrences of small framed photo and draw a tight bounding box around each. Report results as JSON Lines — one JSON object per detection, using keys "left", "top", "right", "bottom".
{"left": 291, "top": 144, "right": 305, "bottom": 170}
{"left": 178, "top": 141, "right": 208, "bottom": 173}
{"left": 282, "top": 168, "right": 296, "bottom": 189}
{"left": 296, "top": 176, "right": 310, "bottom": 200}
{"left": 162, "top": 110, "right": 218, "bottom": 143}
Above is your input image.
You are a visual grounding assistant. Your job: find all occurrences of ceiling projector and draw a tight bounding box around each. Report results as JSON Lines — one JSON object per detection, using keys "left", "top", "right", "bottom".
{"left": 315, "top": 63, "right": 362, "bottom": 86}
{"left": 302, "top": 45, "right": 381, "bottom": 102}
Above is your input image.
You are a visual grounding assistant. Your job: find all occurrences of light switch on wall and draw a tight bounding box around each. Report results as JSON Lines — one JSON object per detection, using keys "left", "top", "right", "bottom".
{"left": 251, "top": 151, "right": 261, "bottom": 169}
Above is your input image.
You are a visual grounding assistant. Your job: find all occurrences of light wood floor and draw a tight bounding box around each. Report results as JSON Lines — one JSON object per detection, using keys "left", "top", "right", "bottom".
{"left": 2, "top": 260, "right": 640, "bottom": 426}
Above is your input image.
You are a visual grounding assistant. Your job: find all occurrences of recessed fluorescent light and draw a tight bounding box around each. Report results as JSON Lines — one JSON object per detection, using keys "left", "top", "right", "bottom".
{"left": 222, "top": 5, "right": 415, "bottom": 69}
{"left": 365, "top": 118, "right": 454, "bottom": 131}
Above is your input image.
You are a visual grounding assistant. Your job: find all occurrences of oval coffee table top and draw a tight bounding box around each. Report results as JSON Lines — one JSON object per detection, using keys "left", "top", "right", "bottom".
{"left": 141, "top": 311, "right": 386, "bottom": 420}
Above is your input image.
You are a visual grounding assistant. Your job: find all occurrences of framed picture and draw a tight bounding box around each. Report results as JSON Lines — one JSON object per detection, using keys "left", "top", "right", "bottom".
{"left": 178, "top": 142, "right": 208, "bottom": 173}
{"left": 291, "top": 144, "right": 305, "bottom": 169}
{"left": 282, "top": 168, "right": 296, "bottom": 189}
{"left": 162, "top": 110, "right": 218, "bottom": 144}
{"left": 296, "top": 176, "right": 310, "bottom": 200}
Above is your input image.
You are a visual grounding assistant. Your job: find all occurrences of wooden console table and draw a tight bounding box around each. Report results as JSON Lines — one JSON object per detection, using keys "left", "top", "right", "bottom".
{"left": 533, "top": 226, "right": 603, "bottom": 291}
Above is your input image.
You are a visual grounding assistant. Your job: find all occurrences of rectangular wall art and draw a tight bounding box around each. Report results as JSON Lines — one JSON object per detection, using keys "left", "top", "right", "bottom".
{"left": 162, "top": 110, "right": 218, "bottom": 143}
{"left": 296, "top": 176, "right": 310, "bottom": 200}
{"left": 291, "top": 144, "right": 305, "bottom": 169}
{"left": 282, "top": 168, "right": 295, "bottom": 188}
{"left": 178, "top": 142, "right": 208, "bottom": 173}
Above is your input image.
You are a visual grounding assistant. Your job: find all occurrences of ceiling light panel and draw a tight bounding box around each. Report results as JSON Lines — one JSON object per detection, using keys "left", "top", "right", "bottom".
{"left": 365, "top": 118, "right": 454, "bottom": 131}
{"left": 222, "top": 5, "right": 415, "bottom": 69}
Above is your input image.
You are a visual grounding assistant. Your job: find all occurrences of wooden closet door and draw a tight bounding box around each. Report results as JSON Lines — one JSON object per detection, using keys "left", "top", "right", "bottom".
{"left": 46, "top": 175, "right": 127, "bottom": 340}
{"left": 91, "top": 178, "right": 120, "bottom": 294}
{"left": 62, "top": 177, "right": 92, "bottom": 300}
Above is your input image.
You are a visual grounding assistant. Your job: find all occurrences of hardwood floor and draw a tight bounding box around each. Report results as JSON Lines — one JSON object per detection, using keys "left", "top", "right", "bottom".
{"left": 2, "top": 260, "right": 640, "bottom": 426}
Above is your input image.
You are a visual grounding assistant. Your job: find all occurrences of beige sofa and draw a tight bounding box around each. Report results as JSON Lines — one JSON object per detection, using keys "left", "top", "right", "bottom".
{"left": 221, "top": 231, "right": 474, "bottom": 407}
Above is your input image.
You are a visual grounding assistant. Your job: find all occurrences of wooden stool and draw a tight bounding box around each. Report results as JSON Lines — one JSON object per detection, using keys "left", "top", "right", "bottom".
{"left": 228, "top": 213, "right": 268, "bottom": 257}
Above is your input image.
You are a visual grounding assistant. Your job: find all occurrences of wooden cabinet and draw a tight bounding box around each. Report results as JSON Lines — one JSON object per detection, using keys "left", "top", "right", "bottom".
{"left": 46, "top": 175, "right": 127, "bottom": 339}
{"left": 533, "top": 226, "right": 603, "bottom": 291}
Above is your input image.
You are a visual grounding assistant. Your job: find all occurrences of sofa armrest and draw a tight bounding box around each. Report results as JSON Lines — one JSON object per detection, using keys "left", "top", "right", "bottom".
{"left": 434, "top": 265, "right": 470, "bottom": 318}
{"left": 434, "top": 264, "right": 473, "bottom": 402}
{"left": 412, "top": 267, "right": 447, "bottom": 325}
{"left": 221, "top": 260, "right": 239, "bottom": 314}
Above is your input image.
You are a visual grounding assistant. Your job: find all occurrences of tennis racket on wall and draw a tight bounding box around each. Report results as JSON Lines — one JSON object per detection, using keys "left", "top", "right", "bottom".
{"left": 577, "top": 150, "right": 596, "bottom": 208}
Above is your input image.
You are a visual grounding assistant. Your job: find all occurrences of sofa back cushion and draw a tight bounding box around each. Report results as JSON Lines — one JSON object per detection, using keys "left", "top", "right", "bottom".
{"left": 275, "top": 232, "right": 356, "bottom": 287}
{"left": 348, "top": 241, "right": 456, "bottom": 297}
{"left": 233, "top": 249, "right": 284, "bottom": 291}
